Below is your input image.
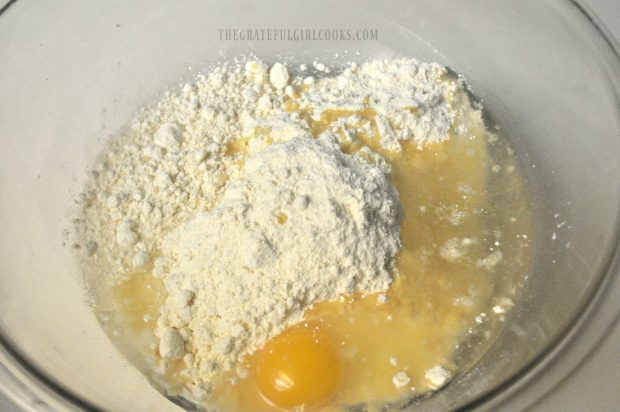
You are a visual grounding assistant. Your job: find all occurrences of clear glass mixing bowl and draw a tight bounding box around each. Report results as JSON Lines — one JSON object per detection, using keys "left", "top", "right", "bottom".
{"left": 0, "top": 1, "right": 619, "bottom": 411}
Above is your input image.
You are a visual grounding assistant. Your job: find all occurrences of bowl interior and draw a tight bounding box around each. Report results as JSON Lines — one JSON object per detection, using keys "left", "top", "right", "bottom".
{"left": 0, "top": 1, "right": 619, "bottom": 410}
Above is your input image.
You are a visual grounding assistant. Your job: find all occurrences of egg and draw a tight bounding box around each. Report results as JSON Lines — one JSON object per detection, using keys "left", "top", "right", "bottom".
{"left": 254, "top": 323, "right": 343, "bottom": 410}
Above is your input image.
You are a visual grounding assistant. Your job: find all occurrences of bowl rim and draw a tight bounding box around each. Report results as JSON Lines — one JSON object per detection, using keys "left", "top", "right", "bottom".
{"left": 0, "top": 0, "right": 618, "bottom": 411}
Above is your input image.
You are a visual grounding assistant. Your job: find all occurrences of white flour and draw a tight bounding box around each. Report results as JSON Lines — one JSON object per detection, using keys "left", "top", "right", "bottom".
{"left": 77, "top": 63, "right": 262, "bottom": 278}
{"left": 157, "top": 134, "right": 402, "bottom": 391}
{"left": 299, "top": 59, "right": 457, "bottom": 151}
{"left": 76, "top": 57, "right": 460, "bottom": 399}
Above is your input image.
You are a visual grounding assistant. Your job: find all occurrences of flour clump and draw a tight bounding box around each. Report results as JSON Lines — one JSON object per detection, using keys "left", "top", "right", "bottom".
{"left": 156, "top": 133, "right": 402, "bottom": 388}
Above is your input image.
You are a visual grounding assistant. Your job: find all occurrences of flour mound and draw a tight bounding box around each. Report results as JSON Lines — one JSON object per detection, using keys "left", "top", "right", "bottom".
{"left": 157, "top": 134, "right": 402, "bottom": 387}
{"left": 75, "top": 56, "right": 464, "bottom": 400}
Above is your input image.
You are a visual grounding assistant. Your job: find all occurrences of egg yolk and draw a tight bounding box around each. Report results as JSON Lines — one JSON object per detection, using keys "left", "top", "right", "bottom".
{"left": 254, "top": 323, "right": 343, "bottom": 410}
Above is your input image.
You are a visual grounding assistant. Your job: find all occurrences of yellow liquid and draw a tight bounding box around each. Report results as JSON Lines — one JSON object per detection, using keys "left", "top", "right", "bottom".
{"left": 95, "top": 86, "right": 532, "bottom": 411}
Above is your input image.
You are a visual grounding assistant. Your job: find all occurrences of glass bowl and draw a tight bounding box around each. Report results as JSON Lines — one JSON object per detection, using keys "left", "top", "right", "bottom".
{"left": 0, "top": 1, "right": 619, "bottom": 411}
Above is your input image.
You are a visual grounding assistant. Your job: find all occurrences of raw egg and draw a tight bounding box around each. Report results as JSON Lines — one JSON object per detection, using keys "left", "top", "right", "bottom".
{"left": 254, "top": 323, "right": 343, "bottom": 410}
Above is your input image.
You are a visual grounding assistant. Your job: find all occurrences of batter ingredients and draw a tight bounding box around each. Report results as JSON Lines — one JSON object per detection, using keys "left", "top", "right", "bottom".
{"left": 75, "top": 57, "right": 532, "bottom": 411}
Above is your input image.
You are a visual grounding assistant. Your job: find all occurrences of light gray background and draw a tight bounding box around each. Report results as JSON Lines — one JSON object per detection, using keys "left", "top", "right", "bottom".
{"left": 0, "top": 1, "right": 618, "bottom": 411}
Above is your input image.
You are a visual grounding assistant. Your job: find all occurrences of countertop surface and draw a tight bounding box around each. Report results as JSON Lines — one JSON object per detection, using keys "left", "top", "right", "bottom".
{"left": 0, "top": 1, "right": 618, "bottom": 411}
